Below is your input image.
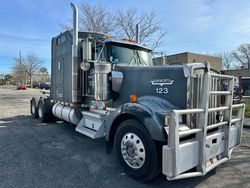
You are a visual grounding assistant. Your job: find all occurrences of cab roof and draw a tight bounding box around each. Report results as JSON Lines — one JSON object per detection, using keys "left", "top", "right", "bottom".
{"left": 104, "top": 39, "right": 152, "bottom": 52}
{"left": 58, "top": 30, "right": 153, "bottom": 52}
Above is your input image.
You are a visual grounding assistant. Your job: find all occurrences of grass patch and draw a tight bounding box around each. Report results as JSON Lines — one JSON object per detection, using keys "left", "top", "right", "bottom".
{"left": 245, "top": 101, "right": 250, "bottom": 118}
{"left": 232, "top": 108, "right": 239, "bottom": 116}
{"left": 232, "top": 99, "right": 250, "bottom": 118}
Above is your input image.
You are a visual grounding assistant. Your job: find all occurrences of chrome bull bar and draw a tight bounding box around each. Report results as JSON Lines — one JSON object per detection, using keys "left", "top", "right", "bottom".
{"left": 163, "top": 71, "right": 245, "bottom": 180}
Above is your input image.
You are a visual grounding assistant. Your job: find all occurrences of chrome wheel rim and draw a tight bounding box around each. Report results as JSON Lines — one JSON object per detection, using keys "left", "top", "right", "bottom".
{"left": 38, "top": 104, "right": 43, "bottom": 118}
{"left": 121, "top": 133, "right": 146, "bottom": 169}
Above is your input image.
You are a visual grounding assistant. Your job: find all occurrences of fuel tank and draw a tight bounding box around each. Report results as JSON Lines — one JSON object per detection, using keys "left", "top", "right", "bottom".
{"left": 113, "top": 65, "right": 187, "bottom": 109}
{"left": 52, "top": 103, "right": 80, "bottom": 125}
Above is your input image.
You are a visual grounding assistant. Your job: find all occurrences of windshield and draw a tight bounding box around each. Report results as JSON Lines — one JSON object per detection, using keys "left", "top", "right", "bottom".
{"left": 107, "top": 43, "right": 153, "bottom": 66}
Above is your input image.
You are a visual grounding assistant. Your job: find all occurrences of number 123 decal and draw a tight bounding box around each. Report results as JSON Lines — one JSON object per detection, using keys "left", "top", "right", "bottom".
{"left": 155, "top": 87, "right": 168, "bottom": 94}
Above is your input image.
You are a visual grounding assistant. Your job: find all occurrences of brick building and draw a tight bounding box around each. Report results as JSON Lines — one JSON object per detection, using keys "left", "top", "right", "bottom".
{"left": 221, "top": 69, "right": 250, "bottom": 77}
{"left": 153, "top": 52, "right": 222, "bottom": 71}
{"left": 221, "top": 69, "right": 250, "bottom": 96}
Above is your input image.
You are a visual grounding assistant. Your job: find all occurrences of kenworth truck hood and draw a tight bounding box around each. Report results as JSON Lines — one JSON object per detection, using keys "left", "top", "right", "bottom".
{"left": 113, "top": 65, "right": 187, "bottom": 109}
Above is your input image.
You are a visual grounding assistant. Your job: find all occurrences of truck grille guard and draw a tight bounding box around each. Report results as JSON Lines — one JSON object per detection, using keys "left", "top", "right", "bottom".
{"left": 163, "top": 71, "right": 245, "bottom": 180}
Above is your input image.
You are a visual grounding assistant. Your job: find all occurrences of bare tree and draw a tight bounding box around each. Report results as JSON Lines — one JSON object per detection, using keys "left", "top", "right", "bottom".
{"left": 12, "top": 57, "right": 28, "bottom": 84}
{"left": 62, "top": 3, "right": 166, "bottom": 49}
{"left": 12, "top": 52, "right": 43, "bottom": 86}
{"left": 115, "top": 8, "right": 166, "bottom": 49}
{"left": 38, "top": 67, "right": 50, "bottom": 84}
{"left": 23, "top": 53, "right": 42, "bottom": 86}
{"left": 62, "top": 3, "right": 116, "bottom": 33}
{"left": 0, "top": 74, "right": 13, "bottom": 85}
{"left": 222, "top": 52, "right": 234, "bottom": 70}
{"left": 232, "top": 44, "right": 250, "bottom": 69}
{"left": 3, "top": 74, "right": 14, "bottom": 85}
{"left": 0, "top": 74, "right": 4, "bottom": 85}
{"left": 79, "top": 4, "right": 117, "bottom": 33}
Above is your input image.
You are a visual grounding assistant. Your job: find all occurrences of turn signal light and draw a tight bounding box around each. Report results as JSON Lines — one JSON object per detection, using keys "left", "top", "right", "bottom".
{"left": 130, "top": 95, "right": 138, "bottom": 103}
{"left": 104, "top": 34, "right": 111, "bottom": 39}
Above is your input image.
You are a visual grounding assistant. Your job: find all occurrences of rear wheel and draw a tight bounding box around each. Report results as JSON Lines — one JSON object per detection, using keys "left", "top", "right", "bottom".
{"left": 30, "top": 97, "right": 38, "bottom": 118}
{"left": 37, "top": 98, "right": 55, "bottom": 123}
{"left": 114, "top": 119, "right": 161, "bottom": 182}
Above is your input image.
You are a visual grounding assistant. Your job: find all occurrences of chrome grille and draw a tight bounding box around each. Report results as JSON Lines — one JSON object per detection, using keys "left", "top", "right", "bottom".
{"left": 188, "top": 70, "right": 222, "bottom": 127}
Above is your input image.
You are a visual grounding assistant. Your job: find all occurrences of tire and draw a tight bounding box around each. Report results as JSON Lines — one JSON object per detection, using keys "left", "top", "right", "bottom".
{"left": 37, "top": 98, "right": 55, "bottom": 123}
{"left": 114, "top": 119, "right": 161, "bottom": 182}
{"left": 30, "top": 97, "right": 38, "bottom": 118}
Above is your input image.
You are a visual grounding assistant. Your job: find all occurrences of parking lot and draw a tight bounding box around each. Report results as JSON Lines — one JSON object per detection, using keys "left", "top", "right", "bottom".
{"left": 0, "top": 86, "right": 249, "bottom": 188}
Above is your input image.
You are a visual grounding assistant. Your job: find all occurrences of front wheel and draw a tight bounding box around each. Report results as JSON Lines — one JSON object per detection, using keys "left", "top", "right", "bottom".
{"left": 114, "top": 119, "right": 161, "bottom": 182}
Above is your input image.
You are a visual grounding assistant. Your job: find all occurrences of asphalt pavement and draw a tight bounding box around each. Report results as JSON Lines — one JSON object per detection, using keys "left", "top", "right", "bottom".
{"left": 244, "top": 118, "right": 250, "bottom": 128}
{"left": 0, "top": 86, "right": 249, "bottom": 188}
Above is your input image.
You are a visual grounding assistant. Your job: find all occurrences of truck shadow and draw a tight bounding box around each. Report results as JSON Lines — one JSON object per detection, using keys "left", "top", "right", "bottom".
{"left": 0, "top": 115, "right": 47, "bottom": 127}
{"left": 0, "top": 115, "right": 219, "bottom": 187}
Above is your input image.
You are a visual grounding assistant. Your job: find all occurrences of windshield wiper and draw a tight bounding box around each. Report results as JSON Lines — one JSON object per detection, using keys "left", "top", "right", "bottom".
{"left": 96, "top": 44, "right": 105, "bottom": 62}
{"left": 136, "top": 50, "right": 146, "bottom": 65}
{"left": 128, "top": 51, "right": 136, "bottom": 65}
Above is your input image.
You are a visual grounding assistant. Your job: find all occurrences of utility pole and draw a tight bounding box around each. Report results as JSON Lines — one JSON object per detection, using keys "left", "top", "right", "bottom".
{"left": 18, "top": 50, "right": 23, "bottom": 85}
{"left": 19, "top": 50, "right": 22, "bottom": 65}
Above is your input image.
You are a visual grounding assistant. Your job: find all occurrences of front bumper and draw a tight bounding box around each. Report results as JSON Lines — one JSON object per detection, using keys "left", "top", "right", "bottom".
{"left": 162, "top": 102, "right": 245, "bottom": 180}
{"left": 163, "top": 124, "right": 241, "bottom": 180}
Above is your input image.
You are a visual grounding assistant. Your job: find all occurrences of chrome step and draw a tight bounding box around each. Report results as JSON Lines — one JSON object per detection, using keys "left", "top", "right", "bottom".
{"left": 76, "top": 125, "right": 97, "bottom": 139}
{"left": 75, "top": 111, "right": 107, "bottom": 139}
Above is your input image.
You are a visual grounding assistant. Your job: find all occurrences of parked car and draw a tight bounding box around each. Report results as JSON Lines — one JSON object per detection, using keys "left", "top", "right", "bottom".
{"left": 17, "top": 85, "right": 27, "bottom": 90}
{"left": 40, "top": 83, "right": 50, "bottom": 90}
{"left": 32, "top": 83, "right": 40, "bottom": 88}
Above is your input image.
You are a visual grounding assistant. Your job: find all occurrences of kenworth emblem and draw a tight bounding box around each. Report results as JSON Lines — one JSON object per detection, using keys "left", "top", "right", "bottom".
{"left": 150, "top": 79, "right": 174, "bottom": 86}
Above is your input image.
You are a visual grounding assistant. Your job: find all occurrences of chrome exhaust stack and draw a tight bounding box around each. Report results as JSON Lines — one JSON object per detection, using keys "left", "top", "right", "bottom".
{"left": 71, "top": 3, "right": 81, "bottom": 118}
{"left": 136, "top": 23, "right": 140, "bottom": 43}
{"left": 71, "top": 3, "right": 79, "bottom": 103}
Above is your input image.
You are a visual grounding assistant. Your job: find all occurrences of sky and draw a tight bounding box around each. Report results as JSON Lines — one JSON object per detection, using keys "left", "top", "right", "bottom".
{"left": 1, "top": 0, "right": 250, "bottom": 74}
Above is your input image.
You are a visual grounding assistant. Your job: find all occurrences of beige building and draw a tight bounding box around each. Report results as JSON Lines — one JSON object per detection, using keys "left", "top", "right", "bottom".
{"left": 153, "top": 52, "right": 222, "bottom": 71}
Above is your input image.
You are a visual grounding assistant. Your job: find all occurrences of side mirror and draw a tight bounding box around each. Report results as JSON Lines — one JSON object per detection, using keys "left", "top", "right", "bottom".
{"left": 80, "top": 59, "right": 90, "bottom": 71}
